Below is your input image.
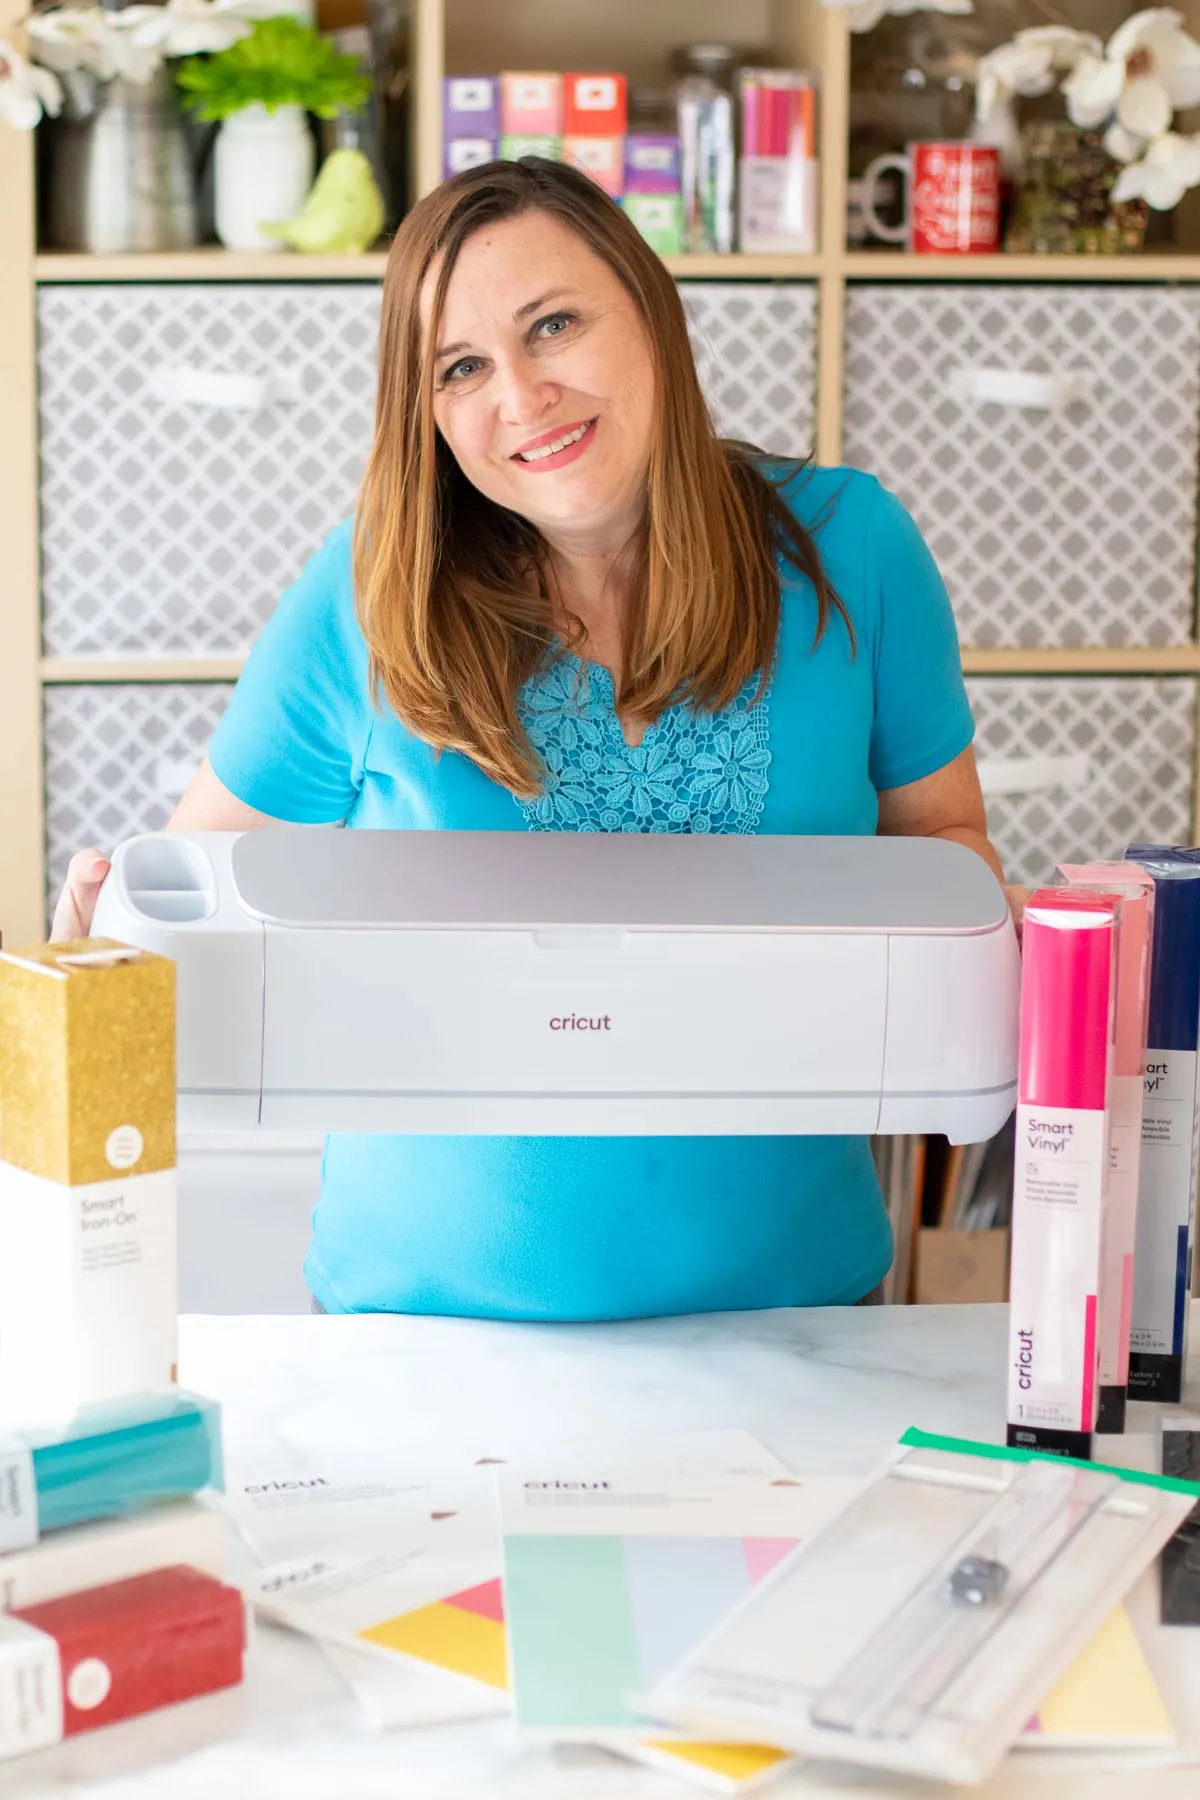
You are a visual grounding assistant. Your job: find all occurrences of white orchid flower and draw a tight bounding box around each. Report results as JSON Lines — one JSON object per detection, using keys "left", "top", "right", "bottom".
{"left": 26, "top": 7, "right": 112, "bottom": 77}
{"left": 975, "top": 27, "right": 1101, "bottom": 123}
{"left": 819, "top": 0, "right": 972, "bottom": 32}
{"left": 1065, "top": 9, "right": 1200, "bottom": 140}
{"left": 1103, "top": 120, "right": 1148, "bottom": 163}
{"left": 1112, "top": 127, "right": 1200, "bottom": 208}
{"left": 157, "top": 0, "right": 252, "bottom": 57}
{"left": 0, "top": 36, "right": 62, "bottom": 127}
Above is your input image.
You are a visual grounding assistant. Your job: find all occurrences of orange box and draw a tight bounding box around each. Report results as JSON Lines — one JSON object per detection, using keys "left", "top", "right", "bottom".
{"left": 564, "top": 73, "right": 627, "bottom": 137}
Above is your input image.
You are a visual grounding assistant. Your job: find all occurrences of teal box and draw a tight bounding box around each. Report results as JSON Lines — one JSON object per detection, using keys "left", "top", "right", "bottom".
{"left": 500, "top": 135, "right": 562, "bottom": 162}
{"left": 7, "top": 1390, "right": 224, "bottom": 1540}
{"left": 622, "top": 193, "right": 685, "bottom": 256}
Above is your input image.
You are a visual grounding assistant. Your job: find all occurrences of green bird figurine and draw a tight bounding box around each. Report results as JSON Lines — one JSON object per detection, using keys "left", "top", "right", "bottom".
{"left": 264, "top": 149, "right": 386, "bottom": 255}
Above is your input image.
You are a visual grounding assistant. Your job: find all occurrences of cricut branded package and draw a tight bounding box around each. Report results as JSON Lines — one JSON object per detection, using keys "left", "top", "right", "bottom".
{"left": 1055, "top": 864, "right": 1155, "bottom": 1433}
{"left": 1124, "top": 845, "right": 1200, "bottom": 1402}
{"left": 0, "top": 941, "right": 177, "bottom": 1423}
{"left": 1006, "top": 890, "right": 1117, "bottom": 1458}
{"left": 642, "top": 1431, "right": 1200, "bottom": 1786}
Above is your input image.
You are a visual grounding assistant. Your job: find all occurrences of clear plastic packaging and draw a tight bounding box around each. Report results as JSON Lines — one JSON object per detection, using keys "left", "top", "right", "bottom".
{"left": 1, "top": 1390, "right": 223, "bottom": 1547}
{"left": 643, "top": 1430, "right": 1199, "bottom": 1785}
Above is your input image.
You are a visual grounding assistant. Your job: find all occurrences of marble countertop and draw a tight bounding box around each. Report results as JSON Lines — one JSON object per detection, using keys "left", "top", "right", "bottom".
{"left": 8, "top": 1302, "right": 1200, "bottom": 1800}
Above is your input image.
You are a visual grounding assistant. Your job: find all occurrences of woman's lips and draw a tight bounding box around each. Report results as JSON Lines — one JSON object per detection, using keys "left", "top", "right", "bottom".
{"left": 511, "top": 418, "right": 598, "bottom": 471}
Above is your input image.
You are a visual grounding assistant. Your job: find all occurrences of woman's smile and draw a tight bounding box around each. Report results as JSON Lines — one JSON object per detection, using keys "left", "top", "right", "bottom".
{"left": 511, "top": 416, "right": 598, "bottom": 470}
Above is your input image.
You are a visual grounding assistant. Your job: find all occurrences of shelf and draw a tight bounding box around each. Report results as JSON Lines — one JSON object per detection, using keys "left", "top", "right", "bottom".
{"left": 40, "top": 647, "right": 1200, "bottom": 685}
{"left": 34, "top": 249, "right": 828, "bottom": 284}
{"left": 37, "top": 247, "right": 1200, "bottom": 286}
{"left": 34, "top": 250, "right": 392, "bottom": 282}
{"left": 961, "top": 646, "right": 1200, "bottom": 675}
{"left": 40, "top": 657, "right": 247, "bottom": 682}
{"left": 842, "top": 252, "right": 1200, "bottom": 283}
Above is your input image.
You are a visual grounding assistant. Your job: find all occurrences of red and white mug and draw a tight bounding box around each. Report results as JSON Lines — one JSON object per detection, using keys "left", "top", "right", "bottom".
{"left": 859, "top": 142, "right": 1001, "bottom": 254}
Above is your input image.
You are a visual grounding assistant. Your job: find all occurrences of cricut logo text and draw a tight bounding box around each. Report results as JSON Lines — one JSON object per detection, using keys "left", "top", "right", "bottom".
{"left": 523, "top": 1480, "right": 612, "bottom": 1490}
{"left": 549, "top": 1015, "right": 612, "bottom": 1032}
{"left": 243, "top": 1479, "right": 331, "bottom": 1495}
{"left": 1014, "top": 1328, "right": 1034, "bottom": 1390}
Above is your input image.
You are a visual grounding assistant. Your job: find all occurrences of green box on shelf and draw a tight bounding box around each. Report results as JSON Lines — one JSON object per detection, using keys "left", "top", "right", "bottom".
{"left": 499, "top": 135, "right": 562, "bottom": 163}
{"left": 622, "top": 193, "right": 684, "bottom": 256}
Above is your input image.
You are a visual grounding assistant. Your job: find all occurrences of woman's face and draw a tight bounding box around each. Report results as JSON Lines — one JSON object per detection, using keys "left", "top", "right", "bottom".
{"left": 423, "top": 209, "right": 657, "bottom": 548}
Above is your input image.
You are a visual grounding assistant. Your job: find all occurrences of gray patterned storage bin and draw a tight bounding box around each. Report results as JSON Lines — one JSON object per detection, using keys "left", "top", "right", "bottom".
{"left": 682, "top": 282, "right": 816, "bottom": 457}
{"left": 38, "top": 284, "right": 383, "bottom": 659}
{"left": 37, "top": 280, "right": 817, "bottom": 660}
{"left": 968, "top": 676, "right": 1197, "bottom": 889}
{"left": 43, "top": 683, "right": 233, "bottom": 920}
{"left": 844, "top": 285, "right": 1200, "bottom": 648}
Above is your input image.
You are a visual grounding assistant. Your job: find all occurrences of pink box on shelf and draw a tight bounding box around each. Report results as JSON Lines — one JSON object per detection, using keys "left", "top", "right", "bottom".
{"left": 443, "top": 76, "right": 500, "bottom": 138}
{"left": 625, "top": 133, "right": 682, "bottom": 194}
{"left": 563, "top": 137, "right": 624, "bottom": 199}
{"left": 563, "top": 73, "right": 627, "bottom": 136}
{"left": 500, "top": 72, "right": 563, "bottom": 137}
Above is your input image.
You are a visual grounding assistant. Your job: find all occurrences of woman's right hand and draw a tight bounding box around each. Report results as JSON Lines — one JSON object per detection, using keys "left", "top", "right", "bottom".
{"left": 50, "top": 848, "right": 111, "bottom": 944}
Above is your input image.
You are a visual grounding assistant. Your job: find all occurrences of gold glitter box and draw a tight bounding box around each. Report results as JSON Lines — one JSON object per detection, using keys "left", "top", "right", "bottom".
{"left": 0, "top": 940, "right": 175, "bottom": 1186}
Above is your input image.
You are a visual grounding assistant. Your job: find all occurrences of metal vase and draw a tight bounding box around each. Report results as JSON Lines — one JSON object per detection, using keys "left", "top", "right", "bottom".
{"left": 43, "top": 62, "right": 198, "bottom": 253}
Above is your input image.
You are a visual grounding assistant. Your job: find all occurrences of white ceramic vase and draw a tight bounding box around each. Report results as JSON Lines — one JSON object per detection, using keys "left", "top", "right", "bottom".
{"left": 213, "top": 103, "right": 314, "bottom": 252}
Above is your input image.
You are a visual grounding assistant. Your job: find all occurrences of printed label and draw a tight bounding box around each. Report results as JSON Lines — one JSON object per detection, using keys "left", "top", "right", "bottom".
{"left": 1133, "top": 1049, "right": 1199, "bottom": 1357}
{"left": 0, "top": 1619, "right": 63, "bottom": 1758}
{"left": 104, "top": 1125, "right": 144, "bottom": 1171}
{"left": 575, "top": 77, "right": 617, "bottom": 110}
{"left": 446, "top": 140, "right": 494, "bottom": 174}
{"left": 66, "top": 1658, "right": 111, "bottom": 1712}
{"left": 512, "top": 77, "right": 555, "bottom": 109}
{"left": 737, "top": 157, "right": 817, "bottom": 254}
{"left": 630, "top": 144, "right": 675, "bottom": 172}
{"left": 0, "top": 1438, "right": 37, "bottom": 1554}
{"left": 0, "top": 1165, "right": 176, "bottom": 1419}
{"left": 448, "top": 79, "right": 493, "bottom": 111}
{"left": 1007, "top": 1104, "right": 1106, "bottom": 1433}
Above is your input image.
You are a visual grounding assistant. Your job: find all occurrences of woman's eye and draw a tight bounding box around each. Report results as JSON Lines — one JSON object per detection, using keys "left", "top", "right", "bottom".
{"left": 443, "top": 357, "right": 484, "bottom": 384}
{"left": 537, "top": 312, "right": 576, "bottom": 340}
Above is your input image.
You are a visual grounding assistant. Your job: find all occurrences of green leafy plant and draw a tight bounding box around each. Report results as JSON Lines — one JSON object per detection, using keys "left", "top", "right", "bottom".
{"left": 176, "top": 15, "right": 371, "bottom": 122}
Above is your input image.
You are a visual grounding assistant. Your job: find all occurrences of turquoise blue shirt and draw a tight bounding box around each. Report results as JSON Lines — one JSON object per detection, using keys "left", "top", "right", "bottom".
{"left": 209, "top": 465, "right": 974, "bottom": 1319}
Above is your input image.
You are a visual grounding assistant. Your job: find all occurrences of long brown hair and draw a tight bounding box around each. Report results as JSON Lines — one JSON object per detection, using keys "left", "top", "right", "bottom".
{"left": 354, "top": 157, "right": 851, "bottom": 796}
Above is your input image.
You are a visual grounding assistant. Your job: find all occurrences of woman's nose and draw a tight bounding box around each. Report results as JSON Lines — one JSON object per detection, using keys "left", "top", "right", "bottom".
{"left": 494, "top": 356, "right": 559, "bottom": 427}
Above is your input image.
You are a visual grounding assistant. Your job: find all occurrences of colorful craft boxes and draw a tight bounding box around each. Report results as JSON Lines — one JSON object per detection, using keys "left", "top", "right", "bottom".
{"left": 563, "top": 73, "right": 626, "bottom": 137}
{"left": 500, "top": 73, "right": 562, "bottom": 137}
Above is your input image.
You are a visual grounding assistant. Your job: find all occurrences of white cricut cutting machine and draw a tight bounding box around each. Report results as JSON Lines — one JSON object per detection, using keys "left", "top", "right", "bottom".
{"left": 92, "top": 829, "right": 1019, "bottom": 1141}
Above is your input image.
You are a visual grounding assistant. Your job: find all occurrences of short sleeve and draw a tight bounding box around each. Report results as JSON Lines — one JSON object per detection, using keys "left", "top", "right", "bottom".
{"left": 864, "top": 481, "right": 975, "bottom": 793}
{"left": 208, "top": 521, "right": 370, "bottom": 822}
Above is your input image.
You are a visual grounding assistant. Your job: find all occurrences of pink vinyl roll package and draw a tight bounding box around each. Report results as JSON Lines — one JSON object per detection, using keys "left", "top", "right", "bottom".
{"left": 1007, "top": 890, "right": 1118, "bottom": 1460}
{"left": 1055, "top": 865, "right": 1154, "bottom": 1435}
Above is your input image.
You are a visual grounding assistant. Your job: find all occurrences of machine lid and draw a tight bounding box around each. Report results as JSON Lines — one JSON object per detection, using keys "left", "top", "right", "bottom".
{"left": 231, "top": 829, "right": 1010, "bottom": 934}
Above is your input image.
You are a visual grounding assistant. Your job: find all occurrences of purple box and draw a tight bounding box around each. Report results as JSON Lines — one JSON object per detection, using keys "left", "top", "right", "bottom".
{"left": 624, "top": 133, "right": 682, "bottom": 194}
{"left": 443, "top": 76, "right": 501, "bottom": 139}
{"left": 444, "top": 138, "right": 498, "bottom": 180}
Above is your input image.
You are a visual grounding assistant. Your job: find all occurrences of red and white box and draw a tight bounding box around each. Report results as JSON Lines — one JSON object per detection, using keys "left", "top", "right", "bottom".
{"left": 563, "top": 136, "right": 624, "bottom": 198}
{"left": 500, "top": 73, "right": 563, "bottom": 137}
{"left": 0, "top": 1566, "right": 246, "bottom": 1761}
{"left": 564, "top": 73, "right": 627, "bottom": 137}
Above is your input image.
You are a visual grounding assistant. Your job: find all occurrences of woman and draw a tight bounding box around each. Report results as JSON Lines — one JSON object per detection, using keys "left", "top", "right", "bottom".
{"left": 56, "top": 157, "right": 1008, "bottom": 1319}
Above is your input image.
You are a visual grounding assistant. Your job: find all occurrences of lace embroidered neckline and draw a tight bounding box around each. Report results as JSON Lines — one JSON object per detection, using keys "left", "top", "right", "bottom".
{"left": 516, "top": 652, "right": 773, "bottom": 835}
